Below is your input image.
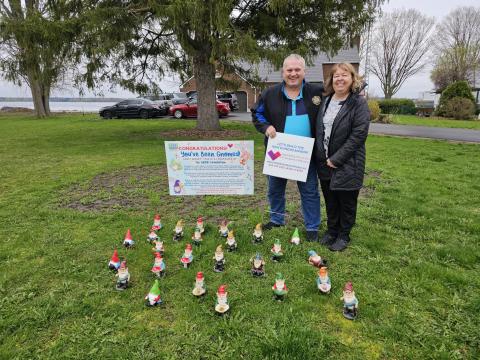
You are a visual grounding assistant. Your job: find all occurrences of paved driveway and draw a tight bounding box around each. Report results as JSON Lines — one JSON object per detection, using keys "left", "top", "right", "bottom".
{"left": 227, "top": 112, "right": 480, "bottom": 143}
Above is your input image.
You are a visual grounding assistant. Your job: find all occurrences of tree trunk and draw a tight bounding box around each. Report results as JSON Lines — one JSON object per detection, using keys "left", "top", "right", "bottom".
{"left": 28, "top": 75, "right": 51, "bottom": 118}
{"left": 193, "top": 52, "right": 221, "bottom": 130}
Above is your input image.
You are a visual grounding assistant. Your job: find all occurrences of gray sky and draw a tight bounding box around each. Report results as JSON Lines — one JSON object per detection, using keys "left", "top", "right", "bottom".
{"left": 1, "top": 0, "right": 479, "bottom": 99}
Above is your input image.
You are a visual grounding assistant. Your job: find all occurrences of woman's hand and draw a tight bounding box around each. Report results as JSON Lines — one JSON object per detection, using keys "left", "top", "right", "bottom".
{"left": 326, "top": 159, "right": 337, "bottom": 168}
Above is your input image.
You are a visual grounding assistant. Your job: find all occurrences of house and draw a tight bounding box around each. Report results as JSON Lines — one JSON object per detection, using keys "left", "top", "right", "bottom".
{"left": 180, "top": 47, "right": 360, "bottom": 112}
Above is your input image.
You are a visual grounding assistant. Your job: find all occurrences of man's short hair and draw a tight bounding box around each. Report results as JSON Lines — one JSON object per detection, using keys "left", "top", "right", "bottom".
{"left": 283, "top": 54, "right": 306, "bottom": 69}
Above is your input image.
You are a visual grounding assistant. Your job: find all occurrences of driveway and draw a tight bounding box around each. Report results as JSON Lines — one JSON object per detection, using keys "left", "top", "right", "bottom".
{"left": 227, "top": 112, "right": 480, "bottom": 143}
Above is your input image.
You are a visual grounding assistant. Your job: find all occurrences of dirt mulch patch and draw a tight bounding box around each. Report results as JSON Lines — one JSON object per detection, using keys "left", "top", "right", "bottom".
{"left": 57, "top": 164, "right": 381, "bottom": 215}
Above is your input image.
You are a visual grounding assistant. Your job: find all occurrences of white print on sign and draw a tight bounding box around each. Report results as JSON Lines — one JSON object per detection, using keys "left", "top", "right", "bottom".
{"left": 263, "top": 132, "right": 314, "bottom": 182}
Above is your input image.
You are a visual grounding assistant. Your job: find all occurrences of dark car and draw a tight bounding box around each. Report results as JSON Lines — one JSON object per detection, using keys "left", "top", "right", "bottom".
{"left": 169, "top": 99, "right": 230, "bottom": 118}
{"left": 99, "top": 99, "right": 163, "bottom": 119}
{"left": 142, "top": 94, "right": 173, "bottom": 115}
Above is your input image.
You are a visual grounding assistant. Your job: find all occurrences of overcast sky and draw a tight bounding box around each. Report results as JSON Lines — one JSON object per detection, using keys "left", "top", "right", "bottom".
{"left": 1, "top": 0, "right": 479, "bottom": 99}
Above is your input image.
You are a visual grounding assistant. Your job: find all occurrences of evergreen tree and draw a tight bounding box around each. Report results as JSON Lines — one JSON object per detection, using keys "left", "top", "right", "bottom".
{"left": 86, "top": 0, "right": 385, "bottom": 130}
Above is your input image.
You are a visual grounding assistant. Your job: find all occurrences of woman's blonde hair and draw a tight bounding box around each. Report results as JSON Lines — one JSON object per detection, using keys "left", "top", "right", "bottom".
{"left": 323, "top": 62, "right": 363, "bottom": 96}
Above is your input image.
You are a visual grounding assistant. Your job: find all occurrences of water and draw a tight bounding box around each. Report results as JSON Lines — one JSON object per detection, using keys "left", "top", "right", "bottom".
{"left": 0, "top": 101, "right": 118, "bottom": 113}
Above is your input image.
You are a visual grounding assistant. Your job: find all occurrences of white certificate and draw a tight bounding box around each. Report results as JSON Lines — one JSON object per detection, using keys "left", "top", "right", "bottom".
{"left": 262, "top": 132, "right": 314, "bottom": 182}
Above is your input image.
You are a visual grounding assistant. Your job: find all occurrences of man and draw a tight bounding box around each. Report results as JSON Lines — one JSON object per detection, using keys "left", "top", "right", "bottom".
{"left": 252, "top": 54, "right": 323, "bottom": 241}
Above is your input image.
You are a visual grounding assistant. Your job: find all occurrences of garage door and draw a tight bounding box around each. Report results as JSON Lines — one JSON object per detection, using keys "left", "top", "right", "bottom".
{"left": 235, "top": 91, "right": 248, "bottom": 112}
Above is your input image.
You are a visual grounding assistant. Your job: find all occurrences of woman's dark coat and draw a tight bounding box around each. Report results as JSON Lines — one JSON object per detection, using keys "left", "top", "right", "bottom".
{"left": 314, "top": 93, "right": 370, "bottom": 191}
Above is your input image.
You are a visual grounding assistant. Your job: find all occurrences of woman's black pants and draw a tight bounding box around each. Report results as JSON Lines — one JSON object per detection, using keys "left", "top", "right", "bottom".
{"left": 320, "top": 180, "right": 360, "bottom": 237}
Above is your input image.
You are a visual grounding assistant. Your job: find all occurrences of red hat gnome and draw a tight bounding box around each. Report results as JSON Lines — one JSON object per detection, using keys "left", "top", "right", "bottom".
{"left": 192, "top": 271, "right": 206, "bottom": 296}
{"left": 115, "top": 260, "right": 130, "bottom": 290}
{"left": 196, "top": 216, "right": 205, "bottom": 233}
{"left": 152, "top": 214, "right": 162, "bottom": 231}
{"left": 215, "top": 284, "right": 229, "bottom": 314}
{"left": 181, "top": 243, "right": 193, "bottom": 268}
{"left": 108, "top": 249, "right": 121, "bottom": 271}
{"left": 147, "top": 228, "right": 159, "bottom": 244}
{"left": 340, "top": 282, "right": 358, "bottom": 320}
{"left": 151, "top": 252, "right": 166, "bottom": 277}
{"left": 123, "top": 229, "right": 135, "bottom": 248}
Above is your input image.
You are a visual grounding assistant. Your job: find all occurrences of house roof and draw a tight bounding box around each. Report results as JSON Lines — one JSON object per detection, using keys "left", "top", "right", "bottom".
{"left": 243, "top": 47, "right": 360, "bottom": 83}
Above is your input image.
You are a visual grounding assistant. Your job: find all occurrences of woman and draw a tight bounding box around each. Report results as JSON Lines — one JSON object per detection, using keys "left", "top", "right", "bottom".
{"left": 315, "top": 63, "right": 370, "bottom": 251}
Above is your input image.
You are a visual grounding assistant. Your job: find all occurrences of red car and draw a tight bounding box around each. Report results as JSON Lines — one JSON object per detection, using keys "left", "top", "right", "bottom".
{"left": 169, "top": 99, "right": 230, "bottom": 118}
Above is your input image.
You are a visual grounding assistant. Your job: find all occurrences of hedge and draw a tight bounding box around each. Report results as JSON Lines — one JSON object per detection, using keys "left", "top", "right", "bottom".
{"left": 378, "top": 99, "right": 416, "bottom": 115}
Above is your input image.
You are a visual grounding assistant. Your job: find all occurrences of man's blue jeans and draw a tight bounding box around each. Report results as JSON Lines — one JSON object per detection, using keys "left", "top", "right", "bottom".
{"left": 267, "top": 162, "right": 320, "bottom": 231}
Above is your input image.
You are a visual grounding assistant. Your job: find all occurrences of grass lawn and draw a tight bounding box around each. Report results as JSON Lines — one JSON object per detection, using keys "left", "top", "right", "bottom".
{"left": 392, "top": 114, "right": 480, "bottom": 130}
{"left": 1, "top": 113, "right": 479, "bottom": 359}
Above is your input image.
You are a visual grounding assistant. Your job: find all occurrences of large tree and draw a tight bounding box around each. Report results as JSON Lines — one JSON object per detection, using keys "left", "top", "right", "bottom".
{"left": 430, "top": 6, "right": 480, "bottom": 92}
{"left": 86, "top": 0, "right": 385, "bottom": 130}
{"left": 0, "top": 1, "right": 84, "bottom": 117}
{"left": 368, "top": 9, "right": 434, "bottom": 98}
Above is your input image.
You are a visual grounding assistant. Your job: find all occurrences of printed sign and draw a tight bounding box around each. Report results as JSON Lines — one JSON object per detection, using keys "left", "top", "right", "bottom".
{"left": 165, "top": 141, "right": 254, "bottom": 195}
{"left": 262, "top": 133, "right": 314, "bottom": 182}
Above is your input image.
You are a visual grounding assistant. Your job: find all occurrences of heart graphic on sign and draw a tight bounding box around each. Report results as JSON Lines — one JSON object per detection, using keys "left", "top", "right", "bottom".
{"left": 268, "top": 150, "right": 281, "bottom": 160}
{"left": 227, "top": 144, "right": 233, "bottom": 148}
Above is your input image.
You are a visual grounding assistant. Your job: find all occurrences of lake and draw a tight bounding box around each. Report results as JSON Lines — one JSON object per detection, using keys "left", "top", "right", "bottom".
{"left": 0, "top": 101, "right": 118, "bottom": 112}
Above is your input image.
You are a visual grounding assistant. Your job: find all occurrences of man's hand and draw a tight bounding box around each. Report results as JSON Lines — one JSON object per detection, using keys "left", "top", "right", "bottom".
{"left": 326, "top": 159, "right": 337, "bottom": 168}
{"left": 265, "top": 125, "right": 277, "bottom": 138}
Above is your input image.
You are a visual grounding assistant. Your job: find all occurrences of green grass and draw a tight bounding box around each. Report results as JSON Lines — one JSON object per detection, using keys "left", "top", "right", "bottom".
{"left": 392, "top": 114, "right": 480, "bottom": 129}
{"left": 1, "top": 113, "right": 479, "bottom": 359}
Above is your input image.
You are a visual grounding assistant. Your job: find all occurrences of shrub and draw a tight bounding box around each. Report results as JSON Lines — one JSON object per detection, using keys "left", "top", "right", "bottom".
{"left": 436, "top": 81, "right": 475, "bottom": 117}
{"left": 378, "top": 99, "right": 416, "bottom": 115}
{"left": 372, "top": 113, "right": 393, "bottom": 124}
{"left": 367, "top": 100, "right": 380, "bottom": 121}
{"left": 443, "top": 97, "right": 475, "bottom": 120}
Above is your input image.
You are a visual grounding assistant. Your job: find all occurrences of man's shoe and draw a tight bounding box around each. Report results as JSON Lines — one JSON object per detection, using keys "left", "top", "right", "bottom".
{"left": 306, "top": 231, "right": 318, "bottom": 242}
{"left": 328, "top": 235, "right": 350, "bottom": 252}
{"left": 263, "top": 221, "right": 284, "bottom": 231}
{"left": 319, "top": 232, "right": 337, "bottom": 246}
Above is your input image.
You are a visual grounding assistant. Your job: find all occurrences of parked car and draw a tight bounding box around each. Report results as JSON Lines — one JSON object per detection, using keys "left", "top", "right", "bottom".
{"left": 216, "top": 92, "right": 239, "bottom": 111}
{"left": 99, "top": 98, "right": 163, "bottom": 119}
{"left": 169, "top": 99, "right": 230, "bottom": 118}
{"left": 142, "top": 94, "right": 173, "bottom": 114}
{"left": 186, "top": 91, "right": 239, "bottom": 111}
{"left": 164, "top": 92, "right": 190, "bottom": 105}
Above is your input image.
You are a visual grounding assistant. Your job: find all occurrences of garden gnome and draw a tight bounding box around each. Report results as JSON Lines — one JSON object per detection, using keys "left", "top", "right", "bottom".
{"left": 215, "top": 284, "right": 230, "bottom": 314}
{"left": 145, "top": 279, "right": 163, "bottom": 307}
{"left": 108, "top": 249, "right": 121, "bottom": 272}
{"left": 316, "top": 267, "right": 331, "bottom": 294}
{"left": 250, "top": 252, "right": 265, "bottom": 277}
{"left": 308, "top": 250, "right": 326, "bottom": 268}
{"left": 173, "top": 179, "right": 183, "bottom": 194}
{"left": 151, "top": 252, "right": 166, "bottom": 277}
{"left": 219, "top": 219, "right": 229, "bottom": 238}
{"left": 173, "top": 220, "right": 184, "bottom": 241}
{"left": 196, "top": 216, "right": 205, "bottom": 233}
{"left": 192, "top": 271, "right": 206, "bottom": 297}
{"left": 152, "top": 239, "right": 164, "bottom": 256}
{"left": 271, "top": 239, "right": 283, "bottom": 262}
{"left": 123, "top": 229, "right": 135, "bottom": 248}
{"left": 252, "top": 223, "right": 263, "bottom": 243}
{"left": 152, "top": 214, "right": 162, "bottom": 231}
{"left": 213, "top": 245, "right": 225, "bottom": 272}
{"left": 225, "top": 230, "right": 237, "bottom": 252}
{"left": 192, "top": 226, "right": 203, "bottom": 246}
{"left": 181, "top": 244, "right": 193, "bottom": 268}
{"left": 115, "top": 261, "right": 130, "bottom": 291}
{"left": 272, "top": 273, "right": 288, "bottom": 301}
{"left": 147, "top": 228, "right": 159, "bottom": 244}
{"left": 341, "top": 282, "right": 358, "bottom": 320}
{"left": 290, "top": 227, "right": 300, "bottom": 245}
